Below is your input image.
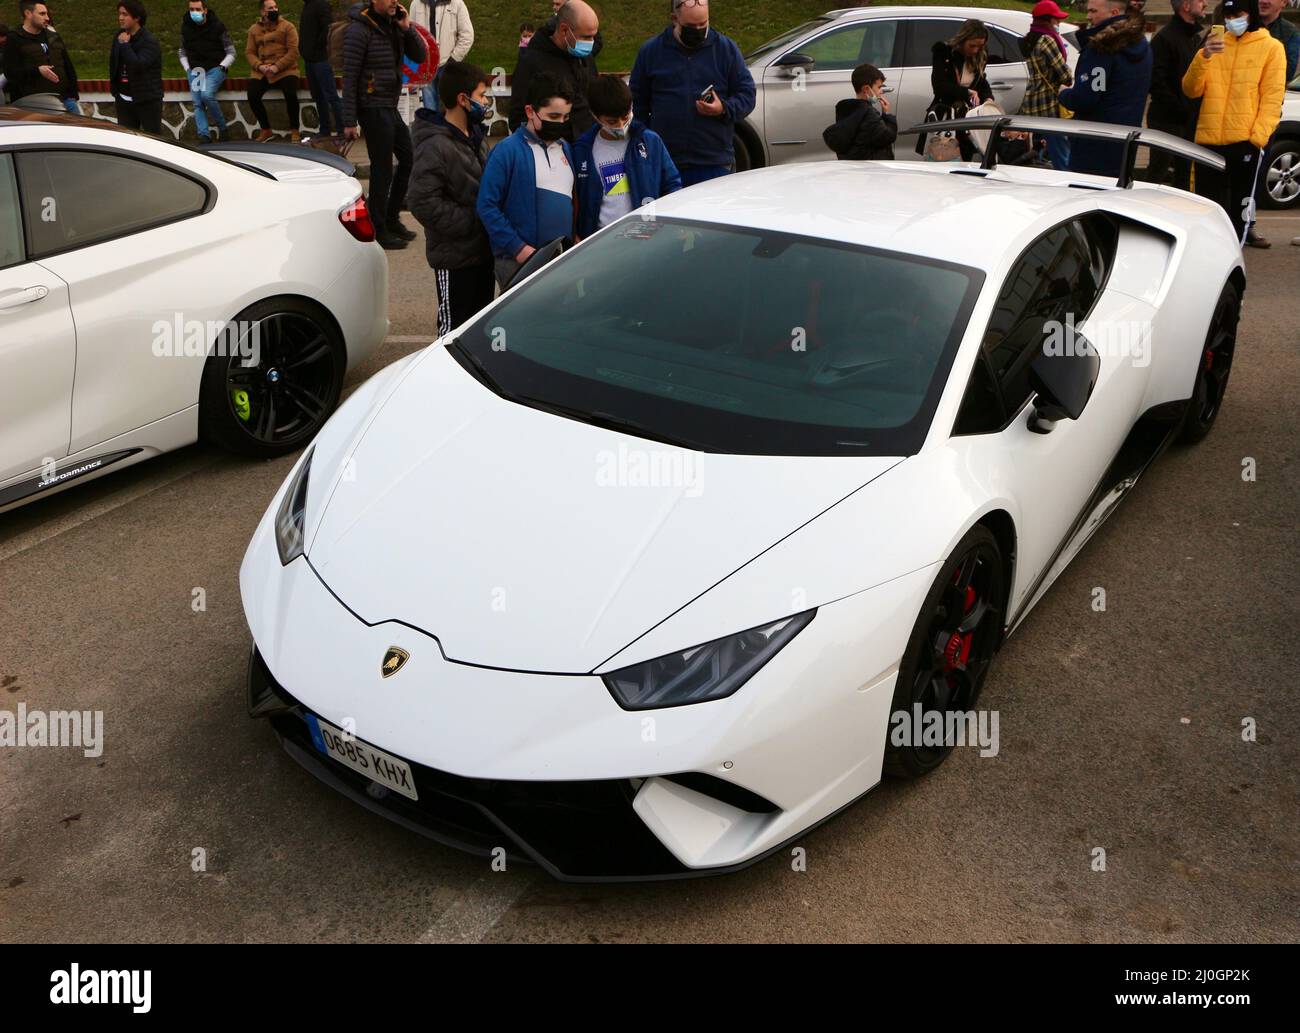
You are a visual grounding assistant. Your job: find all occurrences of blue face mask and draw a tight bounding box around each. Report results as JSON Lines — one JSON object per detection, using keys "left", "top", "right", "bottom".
{"left": 1225, "top": 15, "right": 1249, "bottom": 36}
{"left": 465, "top": 99, "right": 487, "bottom": 124}
{"left": 565, "top": 30, "right": 594, "bottom": 58}
{"left": 190, "top": 10, "right": 205, "bottom": 22}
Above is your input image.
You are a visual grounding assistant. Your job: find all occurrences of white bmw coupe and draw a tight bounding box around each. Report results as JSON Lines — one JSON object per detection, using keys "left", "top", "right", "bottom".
{"left": 242, "top": 120, "right": 1243, "bottom": 880}
{"left": 0, "top": 109, "right": 387, "bottom": 512}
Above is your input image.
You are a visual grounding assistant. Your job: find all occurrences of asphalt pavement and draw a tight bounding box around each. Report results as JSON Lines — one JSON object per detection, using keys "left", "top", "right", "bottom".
{"left": 1, "top": 213, "right": 1297, "bottom": 943}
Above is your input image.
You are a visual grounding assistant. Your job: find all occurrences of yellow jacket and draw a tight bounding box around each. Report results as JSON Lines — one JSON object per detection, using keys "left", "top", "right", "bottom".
{"left": 1182, "top": 29, "right": 1287, "bottom": 149}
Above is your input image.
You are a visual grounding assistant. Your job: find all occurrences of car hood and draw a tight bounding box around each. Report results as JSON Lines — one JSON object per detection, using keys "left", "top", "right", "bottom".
{"left": 306, "top": 346, "right": 902, "bottom": 673}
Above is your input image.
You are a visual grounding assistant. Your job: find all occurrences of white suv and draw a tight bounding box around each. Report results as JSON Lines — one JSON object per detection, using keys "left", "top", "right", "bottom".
{"left": 737, "top": 6, "right": 1080, "bottom": 168}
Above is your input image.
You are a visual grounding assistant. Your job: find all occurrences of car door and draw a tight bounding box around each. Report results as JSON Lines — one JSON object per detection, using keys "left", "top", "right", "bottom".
{"left": 949, "top": 217, "right": 1140, "bottom": 618}
{"left": 14, "top": 147, "right": 213, "bottom": 454}
{"left": 897, "top": 19, "right": 1030, "bottom": 134}
{"left": 761, "top": 17, "right": 904, "bottom": 164}
{"left": 0, "top": 152, "right": 77, "bottom": 484}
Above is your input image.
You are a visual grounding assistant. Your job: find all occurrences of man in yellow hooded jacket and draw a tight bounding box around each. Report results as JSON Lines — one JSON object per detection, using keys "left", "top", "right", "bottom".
{"left": 1182, "top": 0, "right": 1287, "bottom": 245}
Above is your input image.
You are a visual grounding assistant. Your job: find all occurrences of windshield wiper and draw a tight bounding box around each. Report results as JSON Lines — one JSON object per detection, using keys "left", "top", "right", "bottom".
{"left": 517, "top": 395, "right": 714, "bottom": 452}
{"left": 447, "top": 339, "right": 504, "bottom": 394}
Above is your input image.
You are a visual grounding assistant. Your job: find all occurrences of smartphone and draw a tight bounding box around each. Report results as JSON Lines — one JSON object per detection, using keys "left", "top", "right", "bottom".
{"left": 698, "top": 84, "right": 716, "bottom": 103}
{"left": 1209, "top": 24, "right": 1224, "bottom": 40}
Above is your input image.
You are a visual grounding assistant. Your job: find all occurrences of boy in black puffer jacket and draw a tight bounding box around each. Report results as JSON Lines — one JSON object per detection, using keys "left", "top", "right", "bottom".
{"left": 823, "top": 63, "right": 897, "bottom": 161}
{"left": 408, "top": 60, "right": 495, "bottom": 338}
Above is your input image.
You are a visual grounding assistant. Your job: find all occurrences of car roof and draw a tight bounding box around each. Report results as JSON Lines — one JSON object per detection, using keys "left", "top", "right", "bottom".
{"left": 821, "top": 6, "right": 1032, "bottom": 24}
{"left": 0, "top": 106, "right": 137, "bottom": 134}
{"left": 644, "top": 161, "right": 1136, "bottom": 270}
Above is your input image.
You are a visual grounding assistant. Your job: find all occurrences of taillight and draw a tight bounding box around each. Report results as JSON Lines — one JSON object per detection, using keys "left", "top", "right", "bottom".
{"left": 338, "top": 196, "right": 375, "bottom": 242}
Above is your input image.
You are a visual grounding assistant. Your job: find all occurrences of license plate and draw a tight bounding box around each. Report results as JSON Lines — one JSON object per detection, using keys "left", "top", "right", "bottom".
{"left": 305, "top": 714, "right": 418, "bottom": 801}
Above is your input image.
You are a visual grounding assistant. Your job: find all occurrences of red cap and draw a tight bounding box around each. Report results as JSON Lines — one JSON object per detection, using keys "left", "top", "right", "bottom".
{"left": 1032, "top": 1, "right": 1069, "bottom": 18}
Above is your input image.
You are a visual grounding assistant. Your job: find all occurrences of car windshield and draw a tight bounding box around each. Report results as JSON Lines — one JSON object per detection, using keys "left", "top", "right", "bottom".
{"left": 451, "top": 220, "right": 982, "bottom": 457}
{"left": 745, "top": 18, "right": 830, "bottom": 61}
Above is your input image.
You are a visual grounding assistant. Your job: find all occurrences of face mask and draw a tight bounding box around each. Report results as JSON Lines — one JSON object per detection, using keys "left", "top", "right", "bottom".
{"left": 679, "top": 24, "right": 708, "bottom": 48}
{"left": 1225, "top": 14, "right": 1248, "bottom": 35}
{"left": 604, "top": 117, "right": 631, "bottom": 139}
{"left": 566, "top": 33, "right": 594, "bottom": 59}
{"left": 464, "top": 99, "right": 487, "bottom": 124}
{"left": 190, "top": 11, "right": 205, "bottom": 23}
{"left": 867, "top": 96, "right": 882, "bottom": 111}
{"left": 535, "top": 118, "right": 567, "bottom": 142}
{"left": 267, "top": 9, "right": 280, "bottom": 22}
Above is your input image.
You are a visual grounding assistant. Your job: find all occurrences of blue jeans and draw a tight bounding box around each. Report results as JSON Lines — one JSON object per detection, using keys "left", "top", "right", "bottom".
{"left": 420, "top": 66, "right": 445, "bottom": 112}
{"left": 1044, "top": 132, "right": 1070, "bottom": 172}
{"left": 306, "top": 60, "right": 343, "bottom": 136}
{"left": 188, "top": 65, "right": 227, "bottom": 139}
{"left": 62, "top": 98, "right": 80, "bottom": 114}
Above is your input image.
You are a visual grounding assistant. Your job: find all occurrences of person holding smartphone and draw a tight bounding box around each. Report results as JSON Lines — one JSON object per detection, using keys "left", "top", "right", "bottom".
{"left": 341, "top": 0, "right": 428, "bottom": 250}
{"left": 629, "top": 0, "right": 756, "bottom": 186}
{"left": 1182, "top": 0, "right": 1287, "bottom": 246}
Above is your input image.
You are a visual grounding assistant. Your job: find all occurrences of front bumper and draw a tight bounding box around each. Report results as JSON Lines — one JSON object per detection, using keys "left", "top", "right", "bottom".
{"left": 242, "top": 494, "right": 935, "bottom": 879}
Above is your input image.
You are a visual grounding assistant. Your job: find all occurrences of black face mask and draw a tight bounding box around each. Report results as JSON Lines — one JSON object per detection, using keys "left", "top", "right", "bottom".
{"left": 535, "top": 119, "right": 568, "bottom": 142}
{"left": 267, "top": 9, "right": 280, "bottom": 22}
{"left": 679, "top": 24, "right": 708, "bottom": 49}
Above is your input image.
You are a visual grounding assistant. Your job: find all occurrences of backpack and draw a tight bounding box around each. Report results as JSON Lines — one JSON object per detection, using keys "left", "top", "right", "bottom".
{"left": 328, "top": 16, "right": 349, "bottom": 76}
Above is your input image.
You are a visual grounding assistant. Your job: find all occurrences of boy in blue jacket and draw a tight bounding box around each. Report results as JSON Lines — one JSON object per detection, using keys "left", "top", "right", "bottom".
{"left": 476, "top": 72, "right": 575, "bottom": 289}
{"left": 573, "top": 74, "right": 681, "bottom": 240}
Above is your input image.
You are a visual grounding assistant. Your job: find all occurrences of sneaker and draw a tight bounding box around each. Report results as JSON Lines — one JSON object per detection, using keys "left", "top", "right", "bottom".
{"left": 254, "top": 129, "right": 275, "bottom": 143}
{"left": 196, "top": 133, "right": 211, "bottom": 144}
{"left": 386, "top": 219, "right": 417, "bottom": 241}
{"left": 1292, "top": 236, "right": 1300, "bottom": 247}
{"left": 375, "top": 231, "right": 408, "bottom": 251}
{"left": 1245, "top": 228, "right": 1271, "bottom": 249}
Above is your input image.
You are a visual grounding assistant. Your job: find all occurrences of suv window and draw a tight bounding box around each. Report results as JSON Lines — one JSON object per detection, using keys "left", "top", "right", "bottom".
{"left": 797, "top": 20, "right": 898, "bottom": 71}
{"left": 903, "top": 19, "right": 963, "bottom": 66}
{"left": 17, "top": 150, "right": 207, "bottom": 258}
{"left": 966, "top": 216, "right": 1116, "bottom": 425}
{"left": 0, "top": 155, "right": 24, "bottom": 271}
{"left": 985, "top": 26, "right": 1025, "bottom": 66}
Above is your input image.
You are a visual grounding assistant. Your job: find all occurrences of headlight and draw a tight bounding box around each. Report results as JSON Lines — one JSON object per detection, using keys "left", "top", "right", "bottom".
{"left": 603, "top": 610, "right": 816, "bottom": 710}
{"left": 274, "top": 448, "right": 314, "bottom": 565}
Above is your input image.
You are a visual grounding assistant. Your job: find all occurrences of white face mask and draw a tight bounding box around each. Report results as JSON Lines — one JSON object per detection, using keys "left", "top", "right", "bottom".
{"left": 604, "top": 117, "right": 631, "bottom": 139}
{"left": 1225, "top": 14, "right": 1249, "bottom": 35}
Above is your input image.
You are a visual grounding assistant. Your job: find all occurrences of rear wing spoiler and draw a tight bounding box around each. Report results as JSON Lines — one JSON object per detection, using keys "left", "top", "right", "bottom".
{"left": 195, "top": 140, "right": 357, "bottom": 178}
{"left": 901, "top": 116, "right": 1226, "bottom": 189}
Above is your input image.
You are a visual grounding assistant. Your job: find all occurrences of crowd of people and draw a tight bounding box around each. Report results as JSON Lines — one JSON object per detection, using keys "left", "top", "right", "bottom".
{"left": 1, "top": 0, "right": 1297, "bottom": 325}
{"left": 831, "top": 0, "right": 1296, "bottom": 247}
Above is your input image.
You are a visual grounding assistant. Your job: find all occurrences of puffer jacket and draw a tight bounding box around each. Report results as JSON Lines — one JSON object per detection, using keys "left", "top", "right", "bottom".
{"left": 246, "top": 17, "right": 300, "bottom": 83}
{"left": 822, "top": 98, "right": 897, "bottom": 160}
{"left": 407, "top": 109, "right": 492, "bottom": 270}
{"left": 341, "top": 2, "right": 427, "bottom": 126}
{"left": 1182, "top": 29, "right": 1288, "bottom": 149}
{"left": 1058, "top": 13, "right": 1152, "bottom": 175}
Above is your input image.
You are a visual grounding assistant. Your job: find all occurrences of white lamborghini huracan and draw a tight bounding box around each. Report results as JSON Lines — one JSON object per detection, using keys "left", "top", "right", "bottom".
{"left": 242, "top": 120, "right": 1243, "bottom": 880}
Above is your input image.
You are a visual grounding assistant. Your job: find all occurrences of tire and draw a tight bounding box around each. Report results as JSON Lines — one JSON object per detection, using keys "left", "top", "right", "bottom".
{"left": 1178, "top": 281, "right": 1239, "bottom": 445}
{"left": 733, "top": 126, "right": 757, "bottom": 172}
{"left": 198, "top": 297, "right": 346, "bottom": 459}
{"left": 883, "top": 526, "right": 1005, "bottom": 780}
{"left": 1258, "top": 135, "right": 1300, "bottom": 210}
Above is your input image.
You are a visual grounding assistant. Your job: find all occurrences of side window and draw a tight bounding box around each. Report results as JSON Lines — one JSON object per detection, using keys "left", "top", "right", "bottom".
{"left": 953, "top": 351, "right": 1005, "bottom": 435}
{"left": 796, "top": 25, "right": 869, "bottom": 71}
{"left": 860, "top": 20, "right": 900, "bottom": 68}
{"left": 903, "top": 20, "right": 963, "bottom": 66}
{"left": 17, "top": 150, "right": 207, "bottom": 258}
{"left": 985, "top": 27, "right": 1024, "bottom": 66}
{"left": 0, "top": 155, "right": 24, "bottom": 271}
{"left": 981, "top": 220, "right": 1105, "bottom": 415}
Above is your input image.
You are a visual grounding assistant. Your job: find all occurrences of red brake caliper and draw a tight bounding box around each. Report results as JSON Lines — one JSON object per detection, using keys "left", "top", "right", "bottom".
{"left": 942, "top": 577, "right": 977, "bottom": 673}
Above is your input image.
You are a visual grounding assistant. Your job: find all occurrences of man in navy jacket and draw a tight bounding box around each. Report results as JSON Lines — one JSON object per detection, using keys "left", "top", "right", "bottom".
{"left": 629, "top": 0, "right": 755, "bottom": 186}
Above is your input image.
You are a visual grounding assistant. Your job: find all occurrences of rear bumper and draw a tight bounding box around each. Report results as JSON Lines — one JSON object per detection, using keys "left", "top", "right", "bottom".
{"left": 326, "top": 244, "right": 389, "bottom": 373}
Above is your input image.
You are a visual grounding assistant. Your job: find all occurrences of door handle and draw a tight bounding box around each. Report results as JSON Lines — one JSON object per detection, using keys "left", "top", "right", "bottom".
{"left": 881, "top": 86, "right": 895, "bottom": 93}
{"left": 0, "top": 285, "right": 50, "bottom": 310}
{"left": 989, "top": 81, "right": 1013, "bottom": 90}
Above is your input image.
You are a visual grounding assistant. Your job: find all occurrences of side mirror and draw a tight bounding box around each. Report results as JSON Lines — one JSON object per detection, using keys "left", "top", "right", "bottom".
{"left": 773, "top": 52, "right": 815, "bottom": 76}
{"left": 507, "top": 237, "right": 567, "bottom": 289}
{"left": 1027, "top": 337, "right": 1099, "bottom": 433}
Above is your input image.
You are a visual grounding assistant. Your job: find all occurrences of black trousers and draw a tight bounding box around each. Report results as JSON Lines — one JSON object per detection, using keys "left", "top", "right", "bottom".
{"left": 1145, "top": 149, "right": 1193, "bottom": 191}
{"left": 248, "top": 75, "right": 300, "bottom": 131}
{"left": 116, "top": 98, "right": 162, "bottom": 136}
{"left": 358, "top": 107, "right": 413, "bottom": 227}
{"left": 434, "top": 262, "right": 496, "bottom": 338}
{"left": 1195, "top": 141, "right": 1264, "bottom": 244}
